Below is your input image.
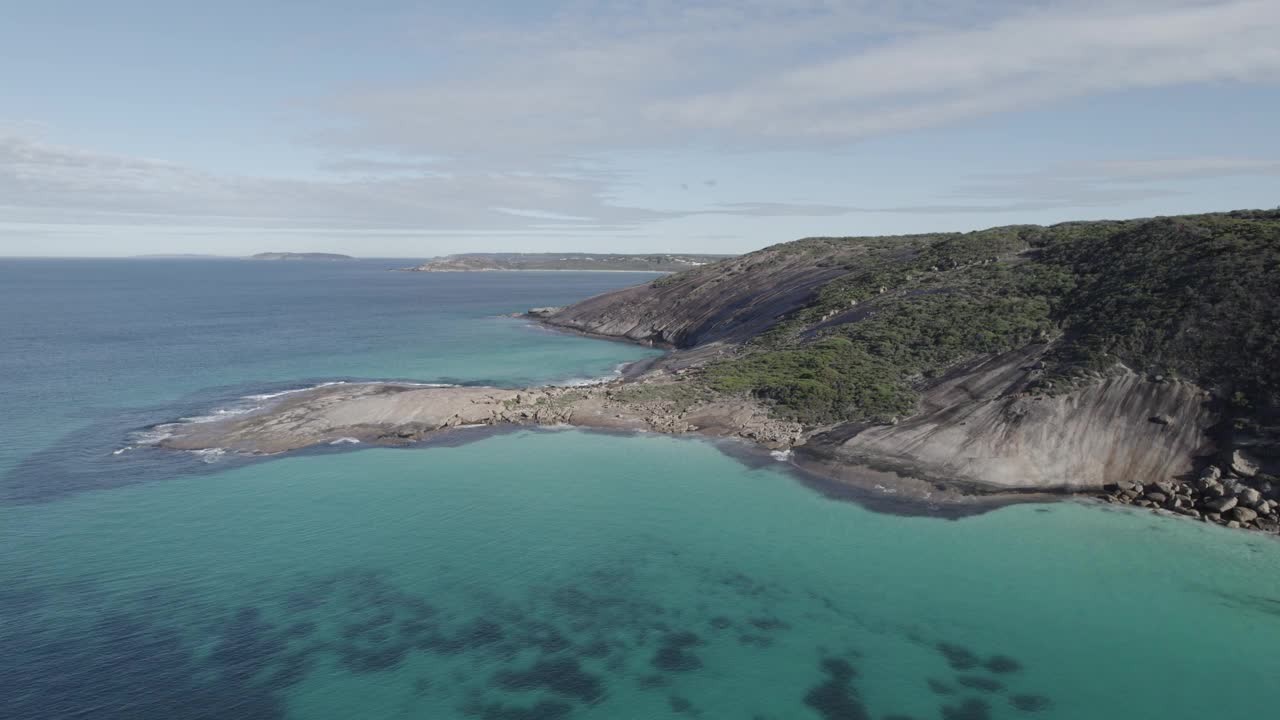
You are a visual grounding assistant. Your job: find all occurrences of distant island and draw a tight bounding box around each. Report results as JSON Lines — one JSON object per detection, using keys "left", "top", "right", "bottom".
{"left": 399, "top": 253, "right": 732, "bottom": 273}
{"left": 251, "top": 252, "right": 355, "bottom": 261}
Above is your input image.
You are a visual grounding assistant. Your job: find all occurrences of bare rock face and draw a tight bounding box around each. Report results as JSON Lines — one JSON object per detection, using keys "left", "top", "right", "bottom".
{"left": 543, "top": 252, "right": 845, "bottom": 347}
{"left": 805, "top": 348, "right": 1216, "bottom": 491}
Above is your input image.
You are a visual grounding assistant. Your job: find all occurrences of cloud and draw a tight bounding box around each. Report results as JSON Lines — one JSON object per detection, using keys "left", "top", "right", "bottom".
{"left": 0, "top": 132, "right": 859, "bottom": 232}
{"left": 319, "top": 0, "right": 1280, "bottom": 157}
{"left": 864, "top": 155, "right": 1280, "bottom": 213}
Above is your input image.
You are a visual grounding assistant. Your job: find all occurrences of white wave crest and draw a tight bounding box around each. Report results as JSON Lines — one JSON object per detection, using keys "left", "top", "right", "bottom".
{"left": 329, "top": 437, "right": 362, "bottom": 445}
{"left": 192, "top": 448, "right": 227, "bottom": 463}
{"left": 770, "top": 449, "right": 793, "bottom": 462}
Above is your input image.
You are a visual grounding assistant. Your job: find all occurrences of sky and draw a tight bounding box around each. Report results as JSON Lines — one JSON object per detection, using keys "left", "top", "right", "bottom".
{"left": 1, "top": 0, "right": 1278, "bottom": 258}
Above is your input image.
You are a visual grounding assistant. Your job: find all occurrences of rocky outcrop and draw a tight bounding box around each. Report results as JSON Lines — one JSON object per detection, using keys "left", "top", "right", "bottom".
{"left": 155, "top": 379, "right": 802, "bottom": 456}
{"left": 802, "top": 348, "right": 1216, "bottom": 492}
{"left": 544, "top": 251, "right": 845, "bottom": 347}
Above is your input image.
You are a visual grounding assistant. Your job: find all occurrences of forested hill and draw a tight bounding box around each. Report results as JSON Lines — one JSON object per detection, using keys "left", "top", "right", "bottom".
{"left": 547, "top": 209, "right": 1280, "bottom": 426}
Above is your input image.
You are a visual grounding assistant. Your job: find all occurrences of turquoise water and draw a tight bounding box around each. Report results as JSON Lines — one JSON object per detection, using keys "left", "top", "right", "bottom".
{"left": 1, "top": 260, "right": 1278, "bottom": 719}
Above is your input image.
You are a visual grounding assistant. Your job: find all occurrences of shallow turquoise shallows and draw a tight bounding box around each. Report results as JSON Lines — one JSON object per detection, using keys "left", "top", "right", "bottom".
{"left": 1, "top": 259, "right": 1277, "bottom": 720}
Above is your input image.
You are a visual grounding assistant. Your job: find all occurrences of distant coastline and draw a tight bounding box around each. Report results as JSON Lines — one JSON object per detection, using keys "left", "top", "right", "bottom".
{"left": 251, "top": 252, "right": 355, "bottom": 261}
{"left": 400, "top": 252, "right": 732, "bottom": 273}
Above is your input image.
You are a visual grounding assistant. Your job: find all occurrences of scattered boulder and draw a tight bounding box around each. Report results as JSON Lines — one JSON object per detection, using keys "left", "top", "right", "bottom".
{"left": 1230, "top": 449, "right": 1261, "bottom": 478}
{"left": 1148, "top": 414, "right": 1174, "bottom": 426}
{"left": 1230, "top": 506, "right": 1259, "bottom": 524}
{"left": 1203, "top": 496, "right": 1238, "bottom": 513}
{"left": 1235, "top": 487, "right": 1263, "bottom": 508}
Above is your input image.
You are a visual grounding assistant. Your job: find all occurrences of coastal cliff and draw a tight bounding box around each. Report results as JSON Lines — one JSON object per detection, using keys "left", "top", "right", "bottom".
{"left": 540, "top": 210, "right": 1280, "bottom": 529}
{"left": 155, "top": 209, "right": 1280, "bottom": 530}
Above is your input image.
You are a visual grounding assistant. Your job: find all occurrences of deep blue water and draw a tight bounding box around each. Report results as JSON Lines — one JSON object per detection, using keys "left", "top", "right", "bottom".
{"left": 1, "top": 258, "right": 1278, "bottom": 720}
{"left": 0, "top": 258, "right": 660, "bottom": 502}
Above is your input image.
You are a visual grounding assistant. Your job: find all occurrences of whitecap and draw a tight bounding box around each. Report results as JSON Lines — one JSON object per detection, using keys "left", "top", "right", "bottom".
{"left": 131, "top": 424, "right": 178, "bottom": 445}
{"left": 329, "top": 437, "right": 362, "bottom": 445}
{"left": 178, "top": 406, "right": 260, "bottom": 424}
{"left": 770, "top": 449, "right": 793, "bottom": 462}
{"left": 111, "top": 446, "right": 133, "bottom": 456}
{"left": 192, "top": 448, "right": 227, "bottom": 463}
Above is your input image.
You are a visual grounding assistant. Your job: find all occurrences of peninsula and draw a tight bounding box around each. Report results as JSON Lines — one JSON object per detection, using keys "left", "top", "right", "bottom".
{"left": 157, "top": 210, "right": 1280, "bottom": 531}
{"left": 399, "top": 253, "right": 731, "bottom": 272}
{"left": 251, "top": 252, "right": 355, "bottom": 261}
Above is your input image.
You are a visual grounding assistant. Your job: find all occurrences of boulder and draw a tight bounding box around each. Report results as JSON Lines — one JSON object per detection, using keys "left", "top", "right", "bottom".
{"left": 1230, "top": 506, "right": 1259, "bottom": 524}
{"left": 1230, "top": 449, "right": 1261, "bottom": 478}
{"left": 1198, "top": 465, "right": 1222, "bottom": 484}
{"left": 1202, "top": 483, "right": 1227, "bottom": 499}
{"left": 1235, "top": 487, "right": 1263, "bottom": 508}
{"left": 1145, "top": 492, "right": 1169, "bottom": 504}
{"left": 1148, "top": 414, "right": 1174, "bottom": 426}
{"left": 1203, "top": 496, "right": 1238, "bottom": 513}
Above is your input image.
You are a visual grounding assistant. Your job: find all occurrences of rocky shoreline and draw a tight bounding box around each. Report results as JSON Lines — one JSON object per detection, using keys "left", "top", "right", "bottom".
{"left": 1097, "top": 450, "right": 1280, "bottom": 533}
{"left": 141, "top": 306, "right": 1279, "bottom": 534}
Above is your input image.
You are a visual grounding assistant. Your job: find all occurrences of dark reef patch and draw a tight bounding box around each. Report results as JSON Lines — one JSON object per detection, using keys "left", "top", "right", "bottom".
{"left": 982, "top": 655, "right": 1022, "bottom": 674}
{"left": 936, "top": 643, "right": 980, "bottom": 670}
{"left": 652, "top": 630, "right": 705, "bottom": 672}
{"left": 1010, "top": 694, "right": 1053, "bottom": 712}
{"left": 669, "top": 694, "right": 699, "bottom": 715}
{"left": 803, "top": 657, "right": 869, "bottom": 720}
{"left": 493, "top": 656, "right": 606, "bottom": 705}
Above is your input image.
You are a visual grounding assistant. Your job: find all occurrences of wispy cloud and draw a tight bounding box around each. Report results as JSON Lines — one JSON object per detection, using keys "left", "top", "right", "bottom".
{"left": 874, "top": 156, "right": 1280, "bottom": 213}
{"left": 0, "top": 132, "right": 860, "bottom": 231}
{"left": 321, "top": 0, "right": 1280, "bottom": 157}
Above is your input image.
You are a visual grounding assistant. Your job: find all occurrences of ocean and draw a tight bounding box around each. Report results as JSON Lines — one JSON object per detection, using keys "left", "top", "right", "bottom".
{"left": 1, "top": 258, "right": 1277, "bottom": 720}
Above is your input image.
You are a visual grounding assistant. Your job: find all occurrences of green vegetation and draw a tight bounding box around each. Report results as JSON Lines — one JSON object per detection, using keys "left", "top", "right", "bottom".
{"left": 693, "top": 210, "right": 1280, "bottom": 425}
{"left": 609, "top": 382, "right": 710, "bottom": 413}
